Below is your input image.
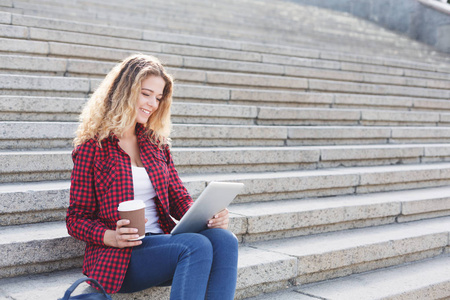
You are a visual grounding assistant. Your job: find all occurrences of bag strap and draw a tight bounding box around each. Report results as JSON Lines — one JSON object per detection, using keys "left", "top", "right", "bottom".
{"left": 61, "top": 277, "right": 110, "bottom": 300}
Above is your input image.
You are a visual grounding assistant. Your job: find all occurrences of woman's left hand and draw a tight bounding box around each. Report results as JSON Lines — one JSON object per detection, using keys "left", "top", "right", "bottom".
{"left": 207, "top": 208, "right": 229, "bottom": 230}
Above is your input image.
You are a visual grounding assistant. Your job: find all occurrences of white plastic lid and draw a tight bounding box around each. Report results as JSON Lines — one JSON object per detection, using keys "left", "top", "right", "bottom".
{"left": 117, "top": 200, "right": 145, "bottom": 211}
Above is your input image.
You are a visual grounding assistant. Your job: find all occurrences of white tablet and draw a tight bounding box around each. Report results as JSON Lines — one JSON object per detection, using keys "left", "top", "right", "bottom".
{"left": 171, "top": 181, "right": 245, "bottom": 235}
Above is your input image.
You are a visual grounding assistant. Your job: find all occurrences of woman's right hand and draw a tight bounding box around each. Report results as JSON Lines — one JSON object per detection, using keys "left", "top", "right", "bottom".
{"left": 103, "top": 219, "right": 143, "bottom": 248}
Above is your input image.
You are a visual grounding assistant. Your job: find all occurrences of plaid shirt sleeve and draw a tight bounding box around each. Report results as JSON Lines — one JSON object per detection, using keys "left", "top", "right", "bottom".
{"left": 66, "top": 139, "right": 109, "bottom": 246}
{"left": 165, "top": 146, "right": 193, "bottom": 220}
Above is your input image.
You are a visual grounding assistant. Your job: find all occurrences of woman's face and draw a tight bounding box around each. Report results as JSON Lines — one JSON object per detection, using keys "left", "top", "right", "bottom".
{"left": 136, "top": 75, "right": 165, "bottom": 124}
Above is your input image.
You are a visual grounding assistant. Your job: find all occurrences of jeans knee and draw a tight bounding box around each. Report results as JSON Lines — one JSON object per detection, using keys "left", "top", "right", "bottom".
{"left": 222, "top": 229, "right": 239, "bottom": 247}
{"left": 200, "top": 228, "right": 239, "bottom": 255}
{"left": 179, "top": 233, "right": 213, "bottom": 261}
{"left": 204, "top": 228, "right": 238, "bottom": 250}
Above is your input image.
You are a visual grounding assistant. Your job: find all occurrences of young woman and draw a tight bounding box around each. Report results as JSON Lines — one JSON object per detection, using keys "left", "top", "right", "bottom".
{"left": 66, "top": 54, "right": 239, "bottom": 299}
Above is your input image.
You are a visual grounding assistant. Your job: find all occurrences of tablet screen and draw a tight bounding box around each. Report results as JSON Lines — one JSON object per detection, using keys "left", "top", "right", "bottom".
{"left": 171, "top": 181, "right": 245, "bottom": 235}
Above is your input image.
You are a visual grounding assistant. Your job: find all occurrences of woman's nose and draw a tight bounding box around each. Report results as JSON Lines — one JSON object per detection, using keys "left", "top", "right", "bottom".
{"left": 148, "top": 96, "right": 158, "bottom": 108}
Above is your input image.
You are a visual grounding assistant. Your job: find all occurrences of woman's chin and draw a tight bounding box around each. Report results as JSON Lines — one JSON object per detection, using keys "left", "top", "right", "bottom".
{"left": 136, "top": 116, "right": 150, "bottom": 124}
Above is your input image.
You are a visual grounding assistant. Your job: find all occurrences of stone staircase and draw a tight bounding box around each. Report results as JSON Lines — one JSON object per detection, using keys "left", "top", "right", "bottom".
{"left": 0, "top": 0, "right": 450, "bottom": 299}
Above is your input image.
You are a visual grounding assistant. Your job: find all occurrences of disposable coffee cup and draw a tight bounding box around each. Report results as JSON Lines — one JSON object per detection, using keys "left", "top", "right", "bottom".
{"left": 118, "top": 200, "right": 146, "bottom": 241}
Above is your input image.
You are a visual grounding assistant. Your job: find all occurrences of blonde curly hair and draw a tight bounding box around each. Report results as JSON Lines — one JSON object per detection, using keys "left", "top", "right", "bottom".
{"left": 74, "top": 54, "right": 173, "bottom": 148}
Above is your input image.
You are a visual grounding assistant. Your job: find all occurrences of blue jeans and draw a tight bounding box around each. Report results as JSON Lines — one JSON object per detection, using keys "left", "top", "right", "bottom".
{"left": 118, "top": 228, "right": 239, "bottom": 300}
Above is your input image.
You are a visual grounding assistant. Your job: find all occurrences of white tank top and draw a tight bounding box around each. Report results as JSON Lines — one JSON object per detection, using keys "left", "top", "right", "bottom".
{"left": 131, "top": 165, "right": 164, "bottom": 234}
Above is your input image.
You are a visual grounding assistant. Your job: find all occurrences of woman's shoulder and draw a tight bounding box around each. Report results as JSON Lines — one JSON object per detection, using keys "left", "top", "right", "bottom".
{"left": 73, "top": 138, "right": 97, "bottom": 151}
{"left": 72, "top": 138, "right": 99, "bottom": 160}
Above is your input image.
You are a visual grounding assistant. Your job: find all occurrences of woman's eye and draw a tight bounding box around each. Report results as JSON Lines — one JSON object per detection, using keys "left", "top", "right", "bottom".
{"left": 142, "top": 93, "right": 150, "bottom": 97}
{"left": 156, "top": 98, "right": 162, "bottom": 102}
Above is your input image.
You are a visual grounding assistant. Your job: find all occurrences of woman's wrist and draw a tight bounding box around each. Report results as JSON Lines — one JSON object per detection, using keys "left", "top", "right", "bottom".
{"left": 103, "top": 229, "right": 118, "bottom": 248}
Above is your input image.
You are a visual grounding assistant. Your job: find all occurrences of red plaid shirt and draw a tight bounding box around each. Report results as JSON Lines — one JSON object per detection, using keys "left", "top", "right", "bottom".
{"left": 66, "top": 124, "right": 193, "bottom": 293}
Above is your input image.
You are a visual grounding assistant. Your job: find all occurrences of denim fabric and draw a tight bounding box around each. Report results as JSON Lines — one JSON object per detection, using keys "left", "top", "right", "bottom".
{"left": 118, "top": 228, "right": 239, "bottom": 300}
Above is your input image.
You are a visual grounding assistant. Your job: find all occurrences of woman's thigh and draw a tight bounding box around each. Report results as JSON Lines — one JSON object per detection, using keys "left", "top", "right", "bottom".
{"left": 119, "top": 233, "right": 213, "bottom": 293}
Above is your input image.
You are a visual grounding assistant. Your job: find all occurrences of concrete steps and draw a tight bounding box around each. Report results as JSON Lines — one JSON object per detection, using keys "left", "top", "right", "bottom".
{"left": 3, "top": 121, "right": 450, "bottom": 149}
{"left": 0, "top": 32, "right": 444, "bottom": 84}
{"left": 3, "top": 0, "right": 390, "bottom": 40}
{"left": 2, "top": 95, "right": 450, "bottom": 125}
{"left": 1, "top": 53, "right": 449, "bottom": 91}
{"left": 0, "top": 0, "right": 449, "bottom": 299}
{"left": 3, "top": 144, "right": 450, "bottom": 183}
{"left": 1, "top": 70, "right": 448, "bottom": 100}
{"left": 1, "top": 213, "right": 449, "bottom": 298}
{"left": 0, "top": 4, "right": 407, "bottom": 47}
{"left": 232, "top": 186, "right": 450, "bottom": 242}
{"left": 1, "top": 12, "right": 449, "bottom": 76}
{"left": 250, "top": 255, "right": 450, "bottom": 300}
{"left": 1, "top": 0, "right": 447, "bottom": 63}
{"left": 250, "top": 216, "right": 450, "bottom": 285}
{"left": 3, "top": 163, "right": 450, "bottom": 226}
{"left": 3, "top": 91, "right": 450, "bottom": 114}
{"left": 0, "top": 245, "right": 297, "bottom": 300}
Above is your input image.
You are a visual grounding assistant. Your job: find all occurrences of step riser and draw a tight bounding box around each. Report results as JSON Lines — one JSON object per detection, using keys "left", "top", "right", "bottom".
{"left": 0, "top": 257, "right": 84, "bottom": 281}
{"left": 265, "top": 54, "right": 450, "bottom": 82}
{"left": 3, "top": 122, "right": 450, "bottom": 149}
{"left": 0, "top": 144, "right": 450, "bottom": 177}
{"left": 231, "top": 174, "right": 450, "bottom": 204}
{"left": 234, "top": 91, "right": 450, "bottom": 112}
{"left": 4, "top": 167, "right": 450, "bottom": 203}
{"left": 234, "top": 281, "right": 292, "bottom": 300}
{"left": 3, "top": 167, "right": 450, "bottom": 226}
{"left": 0, "top": 89, "right": 88, "bottom": 98}
{"left": 1, "top": 244, "right": 297, "bottom": 300}
{"left": 241, "top": 216, "right": 396, "bottom": 244}
{"left": 0, "top": 171, "right": 69, "bottom": 183}
{"left": 296, "top": 248, "right": 444, "bottom": 285}
{"left": 234, "top": 252, "right": 297, "bottom": 300}
{"left": 3, "top": 88, "right": 450, "bottom": 114}
{"left": 0, "top": 245, "right": 298, "bottom": 300}
{"left": 253, "top": 218, "right": 450, "bottom": 292}
{"left": 237, "top": 196, "right": 450, "bottom": 243}
{"left": 5, "top": 112, "right": 449, "bottom": 126}
{"left": 2, "top": 97, "right": 448, "bottom": 126}
{"left": 0, "top": 185, "right": 68, "bottom": 226}
{"left": 1, "top": 71, "right": 449, "bottom": 100}
{"left": 398, "top": 209, "right": 450, "bottom": 223}
{"left": 3, "top": 99, "right": 449, "bottom": 117}
{"left": 4, "top": 196, "right": 450, "bottom": 238}
{"left": 5, "top": 193, "right": 450, "bottom": 234}
{"left": 292, "top": 254, "right": 450, "bottom": 300}
{"left": 1, "top": 53, "right": 449, "bottom": 91}
{"left": 295, "top": 234, "right": 448, "bottom": 282}
{"left": 4, "top": 145, "right": 450, "bottom": 183}
{"left": 0, "top": 209, "right": 66, "bottom": 226}
{"left": 2, "top": 222, "right": 448, "bottom": 285}
{"left": 4, "top": 111, "right": 450, "bottom": 127}
{"left": 6, "top": 136, "right": 450, "bottom": 150}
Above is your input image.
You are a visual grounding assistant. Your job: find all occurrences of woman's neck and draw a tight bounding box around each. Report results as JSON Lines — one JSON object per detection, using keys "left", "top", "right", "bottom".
{"left": 121, "top": 124, "right": 137, "bottom": 139}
